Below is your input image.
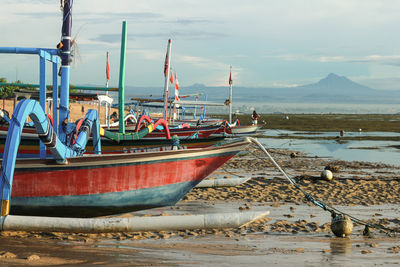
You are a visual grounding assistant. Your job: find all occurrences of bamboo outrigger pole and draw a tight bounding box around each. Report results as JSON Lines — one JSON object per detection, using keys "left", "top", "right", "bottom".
{"left": 1, "top": 211, "right": 270, "bottom": 233}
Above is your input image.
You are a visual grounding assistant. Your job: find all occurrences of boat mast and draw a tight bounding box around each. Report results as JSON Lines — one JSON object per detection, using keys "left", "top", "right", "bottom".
{"left": 118, "top": 21, "right": 127, "bottom": 134}
{"left": 229, "top": 66, "right": 233, "bottom": 124}
{"left": 163, "top": 39, "right": 172, "bottom": 121}
{"left": 59, "top": 0, "right": 73, "bottom": 125}
{"left": 105, "top": 51, "right": 110, "bottom": 127}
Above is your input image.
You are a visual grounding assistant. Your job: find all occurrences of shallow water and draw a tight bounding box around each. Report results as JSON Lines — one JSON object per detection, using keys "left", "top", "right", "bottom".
{"left": 264, "top": 129, "right": 400, "bottom": 138}
{"left": 104, "top": 201, "right": 400, "bottom": 266}
{"left": 258, "top": 133, "right": 400, "bottom": 166}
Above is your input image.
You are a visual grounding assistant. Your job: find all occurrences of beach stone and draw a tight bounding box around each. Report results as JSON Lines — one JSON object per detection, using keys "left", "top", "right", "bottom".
{"left": 325, "top": 165, "right": 340, "bottom": 173}
{"left": 0, "top": 251, "right": 17, "bottom": 259}
{"left": 27, "top": 254, "right": 40, "bottom": 261}
{"left": 388, "top": 246, "right": 400, "bottom": 253}
{"left": 295, "top": 248, "right": 305, "bottom": 253}
{"left": 361, "top": 249, "right": 372, "bottom": 254}
{"left": 369, "top": 243, "right": 378, "bottom": 248}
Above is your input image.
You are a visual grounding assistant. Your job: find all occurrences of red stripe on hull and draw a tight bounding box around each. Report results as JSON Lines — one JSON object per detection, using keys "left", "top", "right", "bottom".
{"left": 12, "top": 155, "right": 233, "bottom": 197}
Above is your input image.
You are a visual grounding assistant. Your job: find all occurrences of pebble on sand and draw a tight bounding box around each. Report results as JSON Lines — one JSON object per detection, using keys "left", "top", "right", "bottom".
{"left": 27, "top": 254, "right": 41, "bottom": 261}
{"left": 0, "top": 251, "right": 17, "bottom": 259}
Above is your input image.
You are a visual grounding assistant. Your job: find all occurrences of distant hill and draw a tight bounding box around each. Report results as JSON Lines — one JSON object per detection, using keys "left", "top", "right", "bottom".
{"left": 125, "top": 73, "right": 400, "bottom": 105}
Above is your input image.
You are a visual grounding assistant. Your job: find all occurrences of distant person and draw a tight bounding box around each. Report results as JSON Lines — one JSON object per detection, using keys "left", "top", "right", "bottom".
{"left": 110, "top": 111, "right": 118, "bottom": 122}
{"left": 251, "top": 110, "right": 259, "bottom": 125}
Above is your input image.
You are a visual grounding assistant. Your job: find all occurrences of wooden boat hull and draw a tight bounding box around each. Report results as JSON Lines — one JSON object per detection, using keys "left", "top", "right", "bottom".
{"left": 0, "top": 135, "right": 226, "bottom": 158}
{"left": 106, "top": 124, "right": 225, "bottom": 139}
{"left": 230, "top": 125, "right": 261, "bottom": 135}
{"left": 8, "top": 138, "right": 249, "bottom": 217}
{"left": 1, "top": 123, "right": 226, "bottom": 139}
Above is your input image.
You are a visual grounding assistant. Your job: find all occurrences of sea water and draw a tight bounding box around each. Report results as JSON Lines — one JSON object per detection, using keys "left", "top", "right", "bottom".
{"left": 232, "top": 102, "right": 400, "bottom": 114}
{"left": 259, "top": 130, "right": 400, "bottom": 166}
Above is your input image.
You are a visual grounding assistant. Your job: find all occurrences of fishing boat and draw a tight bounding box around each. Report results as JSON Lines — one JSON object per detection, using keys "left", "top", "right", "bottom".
{"left": 8, "top": 137, "right": 249, "bottom": 217}
{"left": 229, "top": 124, "right": 261, "bottom": 135}
{"left": 106, "top": 121, "right": 226, "bottom": 139}
{"left": 0, "top": 97, "right": 227, "bottom": 158}
{"left": 0, "top": 1, "right": 249, "bottom": 218}
{"left": 225, "top": 67, "right": 262, "bottom": 136}
{"left": 0, "top": 134, "right": 226, "bottom": 158}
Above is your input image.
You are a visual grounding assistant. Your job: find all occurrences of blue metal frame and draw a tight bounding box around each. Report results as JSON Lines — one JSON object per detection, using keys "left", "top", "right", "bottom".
{"left": 0, "top": 47, "right": 59, "bottom": 159}
{"left": 0, "top": 0, "right": 103, "bottom": 216}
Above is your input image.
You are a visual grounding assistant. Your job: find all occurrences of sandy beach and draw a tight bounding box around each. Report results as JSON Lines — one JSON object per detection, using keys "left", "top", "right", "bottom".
{"left": 1, "top": 143, "right": 399, "bottom": 266}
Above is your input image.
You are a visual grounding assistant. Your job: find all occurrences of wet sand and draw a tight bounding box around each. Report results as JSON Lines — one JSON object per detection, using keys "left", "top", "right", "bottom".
{"left": 1, "top": 145, "right": 400, "bottom": 266}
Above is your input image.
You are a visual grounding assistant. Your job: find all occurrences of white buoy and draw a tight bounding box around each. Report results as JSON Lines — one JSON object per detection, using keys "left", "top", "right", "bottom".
{"left": 0, "top": 211, "right": 269, "bottom": 233}
{"left": 321, "top": 170, "right": 333, "bottom": 181}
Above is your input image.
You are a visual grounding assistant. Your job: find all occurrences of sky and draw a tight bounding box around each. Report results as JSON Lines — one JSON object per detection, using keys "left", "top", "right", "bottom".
{"left": 2, "top": 0, "right": 400, "bottom": 90}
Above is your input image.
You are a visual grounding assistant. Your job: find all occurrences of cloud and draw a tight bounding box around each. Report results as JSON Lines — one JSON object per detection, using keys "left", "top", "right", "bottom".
{"left": 74, "top": 12, "right": 163, "bottom": 23}
{"left": 15, "top": 12, "right": 58, "bottom": 18}
{"left": 347, "top": 55, "right": 400, "bottom": 66}
{"left": 178, "top": 55, "right": 228, "bottom": 70}
{"left": 164, "top": 18, "right": 213, "bottom": 25}
{"left": 267, "top": 54, "right": 400, "bottom": 66}
{"left": 90, "top": 34, "right": 121, "bottom": 43}
{"left": 270, "top": 82, "right": 300, "bottom": 88}
{"left": 91, "top": 30, "right": 227, "bottom": 43}
{"left": 130, "top": 49, "right": 163, "bottom": 60}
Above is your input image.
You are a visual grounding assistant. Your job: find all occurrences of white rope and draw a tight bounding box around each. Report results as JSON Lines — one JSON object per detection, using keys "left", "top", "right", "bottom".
{"left": 247, "top": 137, "right": 296, "bottom": 186}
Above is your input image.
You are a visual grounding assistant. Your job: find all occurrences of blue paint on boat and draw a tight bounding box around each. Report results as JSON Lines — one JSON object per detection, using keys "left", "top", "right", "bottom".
{"left": 11, "top": 180, "right": 201, "bottom": 217}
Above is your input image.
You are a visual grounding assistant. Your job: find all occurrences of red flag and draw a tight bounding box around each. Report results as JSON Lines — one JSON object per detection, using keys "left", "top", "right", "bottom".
{"left": 164, "top": 55, "right": 169, "bottom": 77}
{"left": 164, "top": 39, "right": 171, "bottom": 77}
{"left": 170, "top": 71, "right": 174, "bottom": 84}
{"left": 174, "top": 72, "right": 179, "bottom": 91}
{"left": 229, "top": 69, "right": 232, "bottom": 85}
{"left": 106, "top": 52, "right": 110, "bottom": 80}
{"left": 174, "top": 72, "right": 180, "bottom": 101}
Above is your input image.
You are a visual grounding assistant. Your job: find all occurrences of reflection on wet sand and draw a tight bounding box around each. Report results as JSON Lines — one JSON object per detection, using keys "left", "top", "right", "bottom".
{"left": 330, "top": 237, "right": 353, "bottom": 255}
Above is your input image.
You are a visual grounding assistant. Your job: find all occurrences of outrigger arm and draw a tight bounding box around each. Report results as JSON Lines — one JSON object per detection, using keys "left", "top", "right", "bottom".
{"left": 0, "top": 99, "right": 101, "bottom": 216}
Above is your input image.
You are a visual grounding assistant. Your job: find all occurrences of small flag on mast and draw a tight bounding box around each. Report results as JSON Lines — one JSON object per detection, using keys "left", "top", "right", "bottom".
{"left": 106, "top": 52, "right": 111, "bottom": 88}
{"left": 164, "top": 54, "right": 169, "bottom": 77}
{"left": 174, "top": 72, "right": 180, "bottom": 101}
{"left": 106, "top": 52, "right": 110, "bottom": 81}
{"left": 174, "top": 72, "right": 180, "bottom": 119}
{"left": 229, "top": 67, "right": 233, "bottom": 85}
{"left": 170, "top": 71, "right": 174, "bottom": 84}
{"left": 164, "top": 40, "right": 171, "bottom": 77}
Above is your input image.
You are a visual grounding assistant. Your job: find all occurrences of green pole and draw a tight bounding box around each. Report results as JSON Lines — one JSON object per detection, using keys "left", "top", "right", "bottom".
{"left": 118, "top": 21, "right": 127, "bottom": 134}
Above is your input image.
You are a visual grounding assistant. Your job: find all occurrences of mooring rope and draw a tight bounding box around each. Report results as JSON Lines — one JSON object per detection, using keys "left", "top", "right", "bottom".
{"left": 247, "top": 137, "right": 399, "bottom": 236}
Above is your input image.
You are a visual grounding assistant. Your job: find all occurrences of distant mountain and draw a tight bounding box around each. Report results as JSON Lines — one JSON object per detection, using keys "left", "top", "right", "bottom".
{"left": 124, "top": 73, "right": 400, "bottom": 105}
{"left": 187, "top": 73, "right": 399, "bottom": 104}
{"left": 299, "top": 73, "right": 374, "bottom": 93}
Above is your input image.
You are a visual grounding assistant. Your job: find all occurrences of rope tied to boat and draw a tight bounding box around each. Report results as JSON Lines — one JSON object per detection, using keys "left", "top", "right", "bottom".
{"left": 247, "top": 137, "right": 400, "bottom": 237}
